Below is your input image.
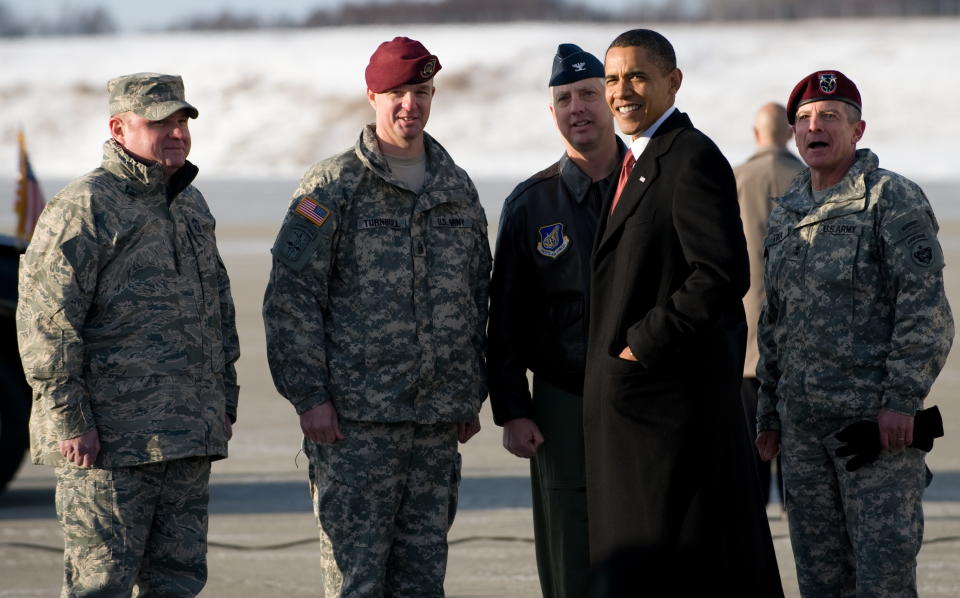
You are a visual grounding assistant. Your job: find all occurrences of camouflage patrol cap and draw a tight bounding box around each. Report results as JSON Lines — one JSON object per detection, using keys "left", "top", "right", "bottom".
{"left": 107, "top": 72, "right": 199, "bottom": 120}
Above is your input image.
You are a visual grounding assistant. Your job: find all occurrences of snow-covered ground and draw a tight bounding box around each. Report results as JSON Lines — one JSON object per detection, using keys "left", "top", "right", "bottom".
{"left": 1, "top": 19, "right": 958, "bottom": 182}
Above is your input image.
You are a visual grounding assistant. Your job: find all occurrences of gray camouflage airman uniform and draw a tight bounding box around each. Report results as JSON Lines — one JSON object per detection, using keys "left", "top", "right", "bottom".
{"left": 757, "top": 149, "right": 953, "bottom": 597}
{"left": 17, "top": 138, "right": 239, "bottom": 597}
{"left": 263, "top": 124, "right": 490, "bottom": 597}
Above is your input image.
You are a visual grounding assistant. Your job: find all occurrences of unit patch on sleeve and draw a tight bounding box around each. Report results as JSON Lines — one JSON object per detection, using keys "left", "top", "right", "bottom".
{"left": 903, "top": 231, "right": 943, "bottom": 271}
{"left": 884, "top": 210, "right": 945, "bottom": 274}
{"left": 295, "top": 195, "right": 331, "bottom": 227}
{"left": 276, "top": 223, "right": 318, "bottom": 263}
{"left": 536, "top": 222, "right": 570, "bottom": 258}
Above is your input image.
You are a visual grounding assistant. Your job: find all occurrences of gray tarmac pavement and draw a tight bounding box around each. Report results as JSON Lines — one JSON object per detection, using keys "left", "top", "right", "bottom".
{"left": 3, "top": 206, "right": 960, "bottom": 597}
{"left": 3, "top": 420, "right": 960, "bottom": 597}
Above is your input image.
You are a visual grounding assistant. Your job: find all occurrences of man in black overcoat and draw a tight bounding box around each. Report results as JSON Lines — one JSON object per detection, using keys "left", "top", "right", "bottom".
{"left": 583, "top": 29, "right": 783, "bottom": 596}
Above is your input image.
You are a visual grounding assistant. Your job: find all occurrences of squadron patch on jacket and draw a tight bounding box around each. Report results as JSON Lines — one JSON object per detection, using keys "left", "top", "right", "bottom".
{"left": 295, "top": 195, "right": 331, "bottom": 227}
{"left": 536, "top": 222, "right": 570, "bottom": 258}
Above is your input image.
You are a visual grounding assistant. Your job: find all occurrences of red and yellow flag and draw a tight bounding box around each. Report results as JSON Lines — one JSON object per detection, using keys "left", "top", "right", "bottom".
{"left": 15, "top": 130, "right": 45, "bottom": 241}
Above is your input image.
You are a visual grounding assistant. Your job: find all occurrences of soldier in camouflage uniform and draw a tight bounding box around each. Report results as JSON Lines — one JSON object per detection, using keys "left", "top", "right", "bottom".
{"left": 17, "top": 73, "right": 240, "bottom": 597}
{"left": 262, "top": 37, "right": 490, "bottom": 597}
{"left": 756, "top": 70, "right": 953, "bottom": 597}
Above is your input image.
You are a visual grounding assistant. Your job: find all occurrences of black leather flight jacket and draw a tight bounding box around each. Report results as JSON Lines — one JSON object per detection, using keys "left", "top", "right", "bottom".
{"left": 487, "top": 145, "right": 624, "bottom": 424}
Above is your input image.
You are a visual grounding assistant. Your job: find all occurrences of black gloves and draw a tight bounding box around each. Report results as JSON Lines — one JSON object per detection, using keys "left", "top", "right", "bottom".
{"left": 835, "top": 420, "right": 881, "bottom": 472}
{"left": 834, "top": 406, "right": 944, "bottom": 472}
{"left": 911, "top": 405, "right": 945, "bottom": 452}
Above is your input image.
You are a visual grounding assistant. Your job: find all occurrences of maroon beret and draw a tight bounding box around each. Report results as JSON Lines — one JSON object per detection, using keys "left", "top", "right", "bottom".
{"left": 787, "top": 70, "right": 861, "bottom": 125}
{"left": 365, "top": 37, "right": 441, "bottom": 93}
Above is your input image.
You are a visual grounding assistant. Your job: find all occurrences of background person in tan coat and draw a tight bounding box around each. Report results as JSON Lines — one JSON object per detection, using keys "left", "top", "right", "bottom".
{"left": 733, "top": 102, "right": 803, "bottom": 505}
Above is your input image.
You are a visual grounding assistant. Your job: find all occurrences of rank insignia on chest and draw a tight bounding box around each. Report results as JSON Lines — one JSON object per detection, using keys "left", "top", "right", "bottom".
{"left": 536, "top": 222, "right": 570, "bottom": 258}
{"left": 295, "top": 195, "right": 331, "bottom": 227}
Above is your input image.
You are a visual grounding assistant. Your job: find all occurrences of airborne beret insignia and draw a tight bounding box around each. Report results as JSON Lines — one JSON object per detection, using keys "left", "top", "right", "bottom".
{"left": 819, "top": 73, "right": 838, "bottom": 94}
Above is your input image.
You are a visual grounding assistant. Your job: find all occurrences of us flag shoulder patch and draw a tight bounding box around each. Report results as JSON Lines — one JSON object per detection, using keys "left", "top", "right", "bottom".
{"left": 295, "top": 195, "right": 331, "bottom": 227}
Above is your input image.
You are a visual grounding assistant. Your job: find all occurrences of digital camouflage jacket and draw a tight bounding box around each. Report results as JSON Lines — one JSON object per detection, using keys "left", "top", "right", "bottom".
{"left": 757, "top": 149, "right": 953, "bottom": 431}
{"left": 18, "top": 139, "right": 240, "bottom": 467}
{"left": 264, "top": 125, "right": 491, "bottom": 423}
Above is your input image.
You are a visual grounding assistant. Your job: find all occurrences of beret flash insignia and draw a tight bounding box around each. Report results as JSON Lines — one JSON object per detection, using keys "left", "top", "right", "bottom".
{"left": 819, "top": 73, "right": 838, "bottom": 94}
{"left": 421, "top": 59, "right": 436, "bottom": 78}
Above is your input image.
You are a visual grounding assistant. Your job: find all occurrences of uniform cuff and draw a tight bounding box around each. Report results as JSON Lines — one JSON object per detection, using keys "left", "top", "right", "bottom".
{"left": 293, "top": 393, "right": 329, "bottom": 415}
{"left": 52, "top": 402, "right": 96, "bottom": 441}
{"left": 489, "top": 393, "right": 533, "bottom": 426}
{"left": 756, "top": 413, "right": 781, "bottom": 434}
{"left": 883, "top": 395, "right": 921, "bottom": 417}
{"left": 224, "top": 382, "right": 240, "bottom": 422}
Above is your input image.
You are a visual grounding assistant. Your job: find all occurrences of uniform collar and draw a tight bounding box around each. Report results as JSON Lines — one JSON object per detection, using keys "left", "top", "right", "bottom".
{"left": 558, "top": 153, "right": 593, "bottom": 204}
{"left": 629, "top": 105, "right": 677, "bottom": 160}
{"left": 100, "top": 138, "right": 197, "bottom": 201}
{"left": 356, "top": 124, "right": 459, "bottom": 193}
{"left": 775, "top": 148, "right": 877, "bottom": 215}
{"left": 558, "top": 137, "right": 628, "bottom": 204}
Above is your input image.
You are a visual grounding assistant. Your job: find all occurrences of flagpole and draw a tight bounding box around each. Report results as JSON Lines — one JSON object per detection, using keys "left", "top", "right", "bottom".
{"left": 15, "top": 129, "right": 28, "bottom": 239}
{"left": 14, "top": 129, "right": 45, "bottom": 241}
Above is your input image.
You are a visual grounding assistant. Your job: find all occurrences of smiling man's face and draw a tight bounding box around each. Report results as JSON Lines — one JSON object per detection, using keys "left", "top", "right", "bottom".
{"left": 604, "top": 45, "right": 681, "bottom": 139}
{"left": 367, "top": 81, "right": 435, "bottom": 153}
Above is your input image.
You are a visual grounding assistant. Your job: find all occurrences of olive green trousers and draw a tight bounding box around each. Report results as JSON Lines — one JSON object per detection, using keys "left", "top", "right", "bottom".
{"left": 530, "top": 378, "right": 590, "bottom": 598}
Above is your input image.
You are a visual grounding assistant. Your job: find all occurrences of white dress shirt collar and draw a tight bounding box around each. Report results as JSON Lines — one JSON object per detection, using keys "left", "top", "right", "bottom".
{"left": 629, "top": 105, "right": 677, "bottom": 160}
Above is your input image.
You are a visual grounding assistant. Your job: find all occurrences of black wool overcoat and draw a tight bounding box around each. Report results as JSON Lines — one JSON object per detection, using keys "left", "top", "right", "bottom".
{"left": 583, "top": 110, "right": 783, "bottom": 596}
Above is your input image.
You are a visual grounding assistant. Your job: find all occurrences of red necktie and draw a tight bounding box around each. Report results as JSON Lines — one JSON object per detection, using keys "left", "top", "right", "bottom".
{"left": 610, "top": 151, "right": 636, "bottom": 215}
